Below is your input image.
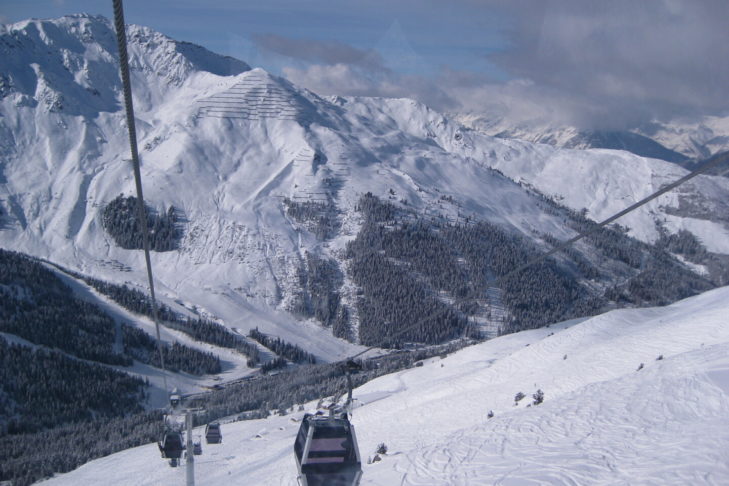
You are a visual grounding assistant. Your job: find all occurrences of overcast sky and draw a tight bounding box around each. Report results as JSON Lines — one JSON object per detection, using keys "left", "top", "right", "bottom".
{"left": 3, "top": 0, "right": 729, "bottom": 129}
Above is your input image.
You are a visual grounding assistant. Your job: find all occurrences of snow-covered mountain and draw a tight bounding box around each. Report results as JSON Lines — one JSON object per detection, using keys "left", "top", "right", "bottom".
{"left": 439, "top": 125, "right": 729, "bottom": 256}
{"left": 454, "top": 113, "right": 690, "bottom": 163}
{"left": 40, "top": 285, "right": 729, "bottom": 485}
{"left": 636, "top": 115, "right": 729, "bottom": 161}
{"left": 2, "top": 13, "right": 729, "bottom": 369}
{"left": 456, "top": 111, "right": 729, "bottom": 165}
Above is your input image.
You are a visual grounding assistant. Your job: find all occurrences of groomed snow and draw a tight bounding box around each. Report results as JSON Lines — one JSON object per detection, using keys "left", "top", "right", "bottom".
{"left": 40, "top": 285, "right": 729, "bottom": 485}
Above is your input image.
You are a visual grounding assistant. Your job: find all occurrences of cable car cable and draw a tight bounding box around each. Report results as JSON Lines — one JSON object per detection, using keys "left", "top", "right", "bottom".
{"left": 112, "top": 0, "right": 169, "bottom": 394}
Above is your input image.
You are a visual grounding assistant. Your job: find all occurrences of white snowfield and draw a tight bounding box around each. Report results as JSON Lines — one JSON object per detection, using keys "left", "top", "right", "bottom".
{"left": 41, "top": 285, "right": 729, "bottom": 486}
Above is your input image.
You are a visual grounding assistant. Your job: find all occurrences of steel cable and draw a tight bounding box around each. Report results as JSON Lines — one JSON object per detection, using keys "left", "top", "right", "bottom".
{"left": 112, "top": 0, "right": 169, "bottom": 394}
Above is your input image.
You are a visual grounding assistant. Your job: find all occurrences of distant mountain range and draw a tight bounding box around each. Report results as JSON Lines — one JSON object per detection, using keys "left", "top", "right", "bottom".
{"left": 455, "top": 112, "right": 729, "bottom": 167}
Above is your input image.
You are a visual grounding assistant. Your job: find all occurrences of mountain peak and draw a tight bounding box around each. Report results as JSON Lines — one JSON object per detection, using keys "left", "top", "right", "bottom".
{"left": 196, "top": 67, "right": 319, "bottom": 122}
{"left": 124, "top": 22, "right": 249, "bottom": 80}
{"left": 0, "top": 14, "right": 250, "bottom": 114}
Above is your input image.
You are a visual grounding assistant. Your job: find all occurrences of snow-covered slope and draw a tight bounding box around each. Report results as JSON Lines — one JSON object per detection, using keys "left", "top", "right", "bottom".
{"left": 47, "top": 262, "right": 256, "bottom": 406}
{"left": 454, "top": 113, "right": 689, "bottom": 162}
{"left": 2, "top": 14, "right": 729, "bottom": 370}
{"left": 40, "top": 285, "right": 729, "bottom": 485}
{"left": 456, "top": 111, "right": 729, "bottom": 164}
{"left": 636, "top": 115, "right": 729, "bottom": 161}
{"left": 433, "top": 116, "right": 729, "bottom": 254}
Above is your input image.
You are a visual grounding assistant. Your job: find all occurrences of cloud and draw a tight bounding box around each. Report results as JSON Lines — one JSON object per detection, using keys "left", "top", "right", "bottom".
{"left": 486, "top": 0, "right": 729, "bottom": 128}
{"left": 252, "top": 34, "right": 382, "bottom": 69}
{"left": 283, "top": 62, "right": 456, "bottom": 111}
{"left": 254, "top": 1, "right": 729, "bottom": 130}
{"left": 257, "top": 26, "right": 455, "bottom": 110}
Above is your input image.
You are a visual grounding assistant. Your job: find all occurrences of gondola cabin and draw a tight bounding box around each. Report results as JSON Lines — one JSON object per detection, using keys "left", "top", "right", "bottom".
{"left": 159, "top": 430, "right": 185, "bottom": 467}
{"left": 205, "top": 422, "right": 222, "bottom": 444}
{"left": 294, "top": 412, "right": 362, "bottom": 486}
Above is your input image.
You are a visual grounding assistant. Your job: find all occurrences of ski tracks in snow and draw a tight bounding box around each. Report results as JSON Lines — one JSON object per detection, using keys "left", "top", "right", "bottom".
{"left": 380, "top": 345, "right": 729, "bottom": 486}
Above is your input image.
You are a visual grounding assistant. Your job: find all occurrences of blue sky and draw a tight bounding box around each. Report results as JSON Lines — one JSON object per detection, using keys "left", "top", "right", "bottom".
{"left": 1, "top": 1, "right": 510, "bottom": 78}
{"left": 3, "top": 1, "right": 729, "bottom": 129}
